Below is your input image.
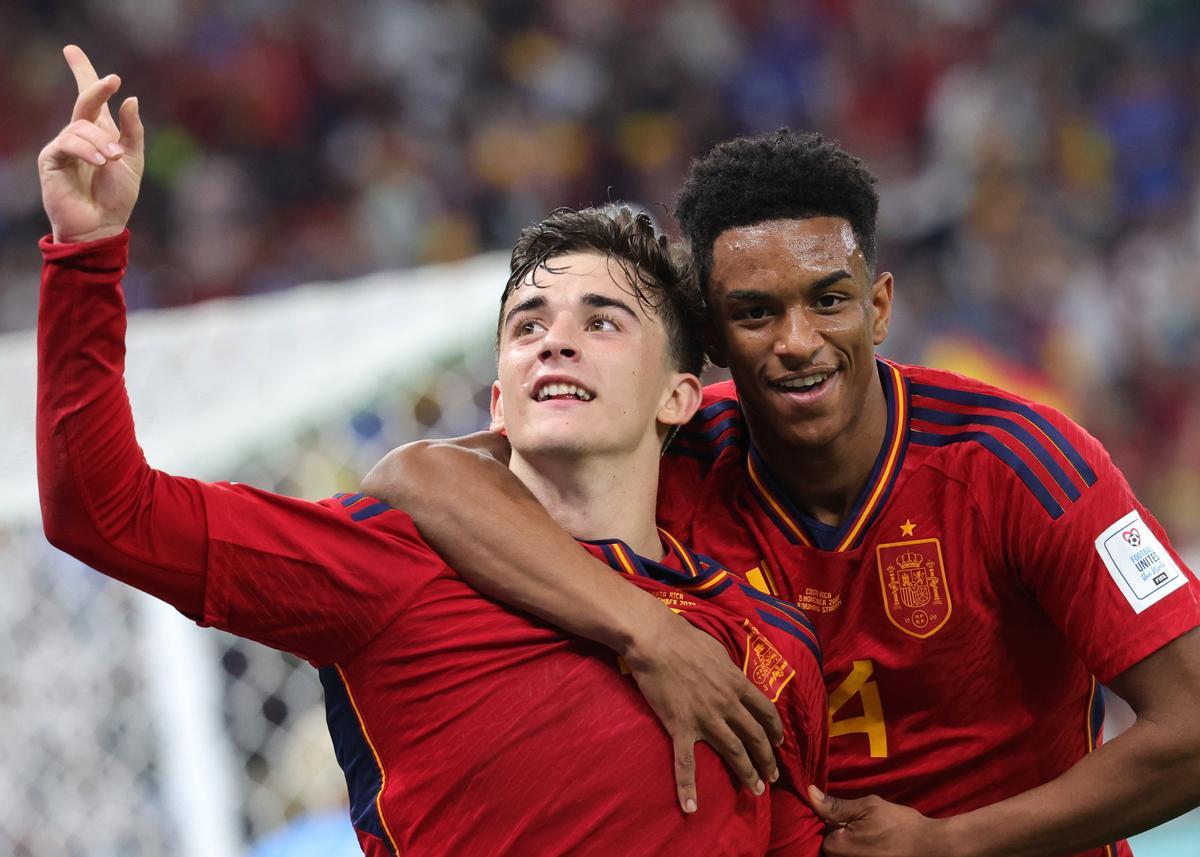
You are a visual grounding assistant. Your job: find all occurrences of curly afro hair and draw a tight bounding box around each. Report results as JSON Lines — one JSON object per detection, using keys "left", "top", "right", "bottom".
{"left": 674, "top": 129, "right": 879, "bottom": 298}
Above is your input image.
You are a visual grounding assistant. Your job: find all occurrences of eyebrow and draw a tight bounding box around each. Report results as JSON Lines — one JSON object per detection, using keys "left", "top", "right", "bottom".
{"left": 504, "top": 294, "right": 546, "bottom": 328}
{"left": 724, "top": 269, "right": 852, "bottom": 302}
{"left": 503, "top": 292, "right": 641, "bottom": 328}
{"left": 581, "top": 292, "right": 640, "bottom": 321}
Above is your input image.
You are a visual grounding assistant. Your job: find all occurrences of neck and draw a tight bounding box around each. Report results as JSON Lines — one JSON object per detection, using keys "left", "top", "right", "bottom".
{"left": 751, "top": 367, "right": 889, "bottom": 527}
{"left": 508, "top": 439, "right": 665, "bottom": 560}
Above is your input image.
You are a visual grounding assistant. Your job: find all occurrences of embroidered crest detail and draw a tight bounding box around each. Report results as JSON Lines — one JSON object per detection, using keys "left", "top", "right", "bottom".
{"left": 876, "top": 538, "right": 952, "bottom": 639}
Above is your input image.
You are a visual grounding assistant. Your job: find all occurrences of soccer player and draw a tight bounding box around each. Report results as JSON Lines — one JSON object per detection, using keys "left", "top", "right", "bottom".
{"left": 363, "top": 130, "right": 1200, "bottom": 857}
{"left": 35, "top": 49, "right": 828, "bottom": 855}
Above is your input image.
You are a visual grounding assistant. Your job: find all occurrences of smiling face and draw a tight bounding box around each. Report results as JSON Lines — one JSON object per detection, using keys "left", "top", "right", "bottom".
{"left": 707, "top": 217, "right": 893, "bottom": 452}
{"left": 492, "top": 251, "right": 699, "bottom": 461}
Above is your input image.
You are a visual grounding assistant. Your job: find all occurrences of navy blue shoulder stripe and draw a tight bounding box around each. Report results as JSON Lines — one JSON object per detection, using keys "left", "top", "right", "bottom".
{"left": 738, "top": 583, "right": 817, "bottom": 636}
{"left": 667, "top": 432, "right": 746, "bottom": 461}
{"left": 911, "top": 406, "right": 1082, "bottom": 503}
{"left": 910, "top": 383, "right": 1097, "bottom": 485}
{"left": 351, "top": 501, "right": 391, "bottom": 522}
{"left": 694, "top": 398, "right": 741, "bottom": 423}
{"left": 339, "top": 492, "right": 366, "bottom": 507}
{"left": 676, "top": 413, "right": 743, "bottom": 443}
{"left": 910, "top": 429, "right": 1065, "bottom": 518}
{"left": 754, "top": 609, "right": 822, "bottom": 666}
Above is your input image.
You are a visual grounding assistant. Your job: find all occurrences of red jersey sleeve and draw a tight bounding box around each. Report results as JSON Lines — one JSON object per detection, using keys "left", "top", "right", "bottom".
{"left": 37, "top": 232, "right": 446, "bottom": 666}
{"left": 998, "top": 405, "right": 1200, "bottom": 683}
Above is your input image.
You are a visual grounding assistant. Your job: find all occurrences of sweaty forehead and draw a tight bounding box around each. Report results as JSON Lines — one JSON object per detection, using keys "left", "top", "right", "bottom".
{"left": 711, "top": 217, "right": 863, "bottom": 281}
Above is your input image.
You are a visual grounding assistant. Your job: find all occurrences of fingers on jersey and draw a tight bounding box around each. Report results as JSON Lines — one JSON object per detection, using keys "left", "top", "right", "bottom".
{"left": 673, "top": 735, "right": 699, "bottom": 813}
{"left": 727, "top": 695, "right": 781, "bottom": 785}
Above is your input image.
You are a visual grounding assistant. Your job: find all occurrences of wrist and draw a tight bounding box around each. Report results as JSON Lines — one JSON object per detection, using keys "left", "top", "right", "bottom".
{"left": 615, "top": 594, "right": 676, "bottom": 663}
{"left": 934, "top": 813, "right": 978, "bottom": 857}
{"left": 51, "top": 223, "right": 127, "bottom": 245}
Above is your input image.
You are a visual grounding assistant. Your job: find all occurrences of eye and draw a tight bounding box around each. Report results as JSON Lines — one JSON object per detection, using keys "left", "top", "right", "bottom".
{"left": 815, "top": 293, "right": 846, "bottom": 310}
{"left": 732, "top": 305, "right": 772, "bottom": 322}
{"left": 514, "top": 319, "right": 545, "bottom": 337}
{"left": 587, "top": 313, "right": 619, "bottom": 332}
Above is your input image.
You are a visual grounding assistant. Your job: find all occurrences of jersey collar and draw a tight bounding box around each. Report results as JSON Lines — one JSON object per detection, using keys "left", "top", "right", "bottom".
{"left": 745, "top": 357, "right": 910, "bottom": 552}
{"left": 580, "top": 528, "right": 728, "bottom": 587}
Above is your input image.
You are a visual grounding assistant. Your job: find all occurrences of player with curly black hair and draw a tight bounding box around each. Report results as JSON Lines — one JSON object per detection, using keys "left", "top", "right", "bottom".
{"left": 368, "top": 127, "right": 1200, "bottom": 857}
{"left": 674, "top": 129, "right": 880, "bottom": 294}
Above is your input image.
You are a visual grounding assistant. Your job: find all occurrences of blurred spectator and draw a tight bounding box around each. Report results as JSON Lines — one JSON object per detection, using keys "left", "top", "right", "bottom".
{"left": 4, "top": 0, "right": 1198, "bottom": 551}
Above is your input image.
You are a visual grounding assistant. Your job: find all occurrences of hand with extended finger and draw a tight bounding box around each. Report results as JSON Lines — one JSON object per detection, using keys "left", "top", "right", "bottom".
{"left": 38, "top": 45, "right": 144, "bottom": 244}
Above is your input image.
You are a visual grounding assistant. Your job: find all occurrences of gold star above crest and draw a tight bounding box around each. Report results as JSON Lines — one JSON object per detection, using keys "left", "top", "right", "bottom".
{"left": 900, "top": 519, "right": 916, "bottom": 537}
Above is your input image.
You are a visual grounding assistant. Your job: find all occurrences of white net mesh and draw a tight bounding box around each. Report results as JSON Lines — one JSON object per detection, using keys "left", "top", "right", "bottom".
{"left": 0, "top": 253, "right": 506, "bottom": 855}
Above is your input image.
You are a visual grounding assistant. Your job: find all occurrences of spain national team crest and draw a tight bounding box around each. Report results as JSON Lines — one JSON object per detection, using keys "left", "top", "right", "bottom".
{"left": 741, "top": 620, "right": 796, "bottom": 702}
{"left": 876, "top": 538, "right": 952, "bottom": 639}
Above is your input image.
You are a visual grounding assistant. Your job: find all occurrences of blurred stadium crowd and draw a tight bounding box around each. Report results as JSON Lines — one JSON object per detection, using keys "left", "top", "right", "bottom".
{"left": 3, "top": 0, "right": 1199, "bottom": 548}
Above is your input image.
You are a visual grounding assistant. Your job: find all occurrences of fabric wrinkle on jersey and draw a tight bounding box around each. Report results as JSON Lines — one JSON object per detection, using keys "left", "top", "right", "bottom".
{"left": 37, "top": 231, "right": 828, "bottom": 857}
{"left": 658, "top": 357, "right": 1200, "bottom": 857}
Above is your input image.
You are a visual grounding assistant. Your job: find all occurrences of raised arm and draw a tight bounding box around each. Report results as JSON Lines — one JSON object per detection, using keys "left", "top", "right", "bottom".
{"left": 363, "top": 437, "right": 785, "bottom": 811}
{"left": 37, "top": 47, "right": 435, "bottom": 665}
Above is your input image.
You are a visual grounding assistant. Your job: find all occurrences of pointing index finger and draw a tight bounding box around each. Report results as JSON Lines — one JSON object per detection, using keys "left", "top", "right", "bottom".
{"left": 63, "top": 44, "right": 101, "bottom": 93}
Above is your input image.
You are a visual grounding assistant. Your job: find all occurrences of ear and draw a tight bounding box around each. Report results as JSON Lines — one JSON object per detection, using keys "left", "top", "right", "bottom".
{"left": 704, "top": 321, "right": 728, "bottom": 369}
{"left": 488, "top": 381, "right": 506, "bottom": 433}
{"left": 870, "top": 271, "right": 894, "bottom": 346}
{"left": 657, "top": 372, "right": 704, "bottom": 431}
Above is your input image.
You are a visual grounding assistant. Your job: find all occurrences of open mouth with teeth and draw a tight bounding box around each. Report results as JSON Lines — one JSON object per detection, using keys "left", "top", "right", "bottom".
{"left": 534, "top": 382, "right": 596, "bottom": 402}
{"left": 770, "top": 371, "right": 834, "bottom": 394}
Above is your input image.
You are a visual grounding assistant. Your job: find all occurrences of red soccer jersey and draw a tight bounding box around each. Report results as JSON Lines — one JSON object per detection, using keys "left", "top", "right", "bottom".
{"left": 659, "top": 358, "right": 1200, "bottom": 857}
{"left": 37, "top": 232, "right": 828, "bottom": 857}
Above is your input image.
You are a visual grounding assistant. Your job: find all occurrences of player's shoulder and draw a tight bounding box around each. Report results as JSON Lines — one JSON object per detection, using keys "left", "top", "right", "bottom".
{"left": 320, "top": 492, "right": 442, "bottom": 555}
{"left": 666, "top": 380, "right": 747, "bottom": 464}
{"left": 899, "top": 361, "right": 1112, "bottom": 517}
{"left": 694, "top": 552, "right": 823, "bottom": 670}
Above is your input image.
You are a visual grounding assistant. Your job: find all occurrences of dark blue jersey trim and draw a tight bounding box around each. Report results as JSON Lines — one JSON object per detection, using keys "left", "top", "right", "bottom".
{"left": 910, "top": 429, "right": 1065, "bottom": 518}
{"left": 695, "top": 398, "right": 741, "bottom": 423}
{"left": 1090, "top": 683, "right": 1106, "bottom": 745}
{"left": 909, "top": 383, "right": 1097, "bottom": 486}
{"left": 911, "top": 406, "right": 1082, "bottom": 503}
{"left": 350, "top": 501, "right": 391, "bottom": 522}
{"left": 668, "top": 433, "right": 747, "bottom": 461}
{"left": 739, "top": 584, "right": 817, "bottom": 636}
{"left": 676, "top": 414, "right": 743, "bottom": 443}
{"left": 318, "top": 667, "right": 394, "bottom": 853}
{"left": 339, "top": 492, "right": 366, "bottom": 508}
{"left": 755, "top": 609, "right": 822, "bottom": 666}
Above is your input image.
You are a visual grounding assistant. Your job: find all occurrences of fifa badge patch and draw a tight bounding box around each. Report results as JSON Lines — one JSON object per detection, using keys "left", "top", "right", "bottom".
{"left": 876, "top": 538, "right": 952, "bottom": 639}
{"left": 1094, "top": 510, "right": 1187, "bottom": 614}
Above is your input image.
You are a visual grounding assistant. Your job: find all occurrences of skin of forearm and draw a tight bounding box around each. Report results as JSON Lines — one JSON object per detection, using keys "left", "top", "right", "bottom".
{"left": 939, "top": 715, "right": 1200, "bottom": 857}
{"left": 362, "top": 440, "right": 675, "bottom": 656}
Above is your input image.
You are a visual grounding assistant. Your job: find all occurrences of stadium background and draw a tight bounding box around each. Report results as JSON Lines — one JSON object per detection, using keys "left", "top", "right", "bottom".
{"left": 1, "top": 0, "right": 1198, "bottom": 854}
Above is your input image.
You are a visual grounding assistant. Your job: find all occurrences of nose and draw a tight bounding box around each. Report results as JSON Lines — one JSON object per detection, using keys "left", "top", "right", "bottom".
{"left": 774, "top": 307, "right": 822, "bottom": 364}
{"left": 539, "top": 315, "right": 579, "bottom": 362}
